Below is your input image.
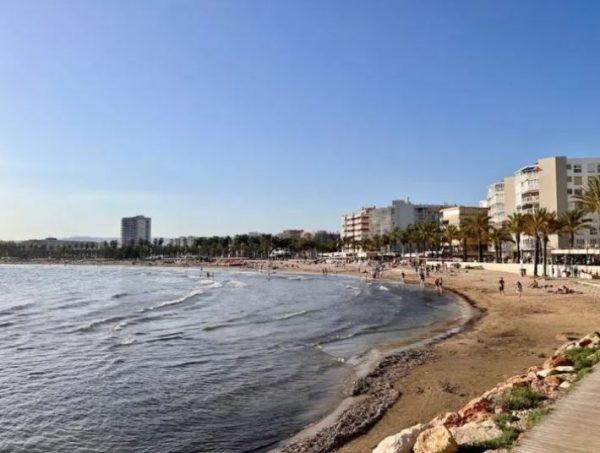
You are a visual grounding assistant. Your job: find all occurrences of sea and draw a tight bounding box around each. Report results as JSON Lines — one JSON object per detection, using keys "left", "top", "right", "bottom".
{"left": 0, "top": 264, "right": 464, "bottom": 453}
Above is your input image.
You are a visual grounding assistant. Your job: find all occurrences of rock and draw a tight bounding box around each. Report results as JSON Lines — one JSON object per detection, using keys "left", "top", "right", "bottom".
{"left": 458, "top": 396, "right": 494, "bottom": 422}
{"left": 543, "top": 355, "right": 573, "bottom": 369}
{"left": 577, "top": 332, "right": 600, "bottom": 348}
{"left": 430, "top": 412, "right": 463, "bottom": 428}
{"left": 544, "top": 375, "right": 562, "bottom": 388}
{"left": 450, "top": 420, "right": 503, "bottom": 446}
{"left": 560, "top": 381, "right": 572, "bottom": 389}
{"left": 373, "top": 423, "right": 428, "bottom": 453}
{"left": 482, "top": 449, "right": 510, "bottom": 453}
{"left": 414, "top": 426, "right": 458, "bottom": 453}
{"left": 554, "top": 366, "right": 575, "bottom": 374}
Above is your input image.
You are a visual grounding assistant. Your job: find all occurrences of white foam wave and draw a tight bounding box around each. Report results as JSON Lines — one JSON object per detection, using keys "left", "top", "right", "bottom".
{"left": 226, "top": 280, "right": 248, "bottom": 288}
{"left": 198, "top": 279, "right": 223, "bottom": 289}
{"left": 378, "top": 285, "right": 389, "bottom": 291}
{"left": 142, "top": 288, "right": 204, "bottom": 312}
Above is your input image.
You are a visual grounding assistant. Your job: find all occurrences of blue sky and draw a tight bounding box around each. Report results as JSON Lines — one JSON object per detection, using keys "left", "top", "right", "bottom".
{"left": 1, "top": 0, "right": 600, "bottom": 239}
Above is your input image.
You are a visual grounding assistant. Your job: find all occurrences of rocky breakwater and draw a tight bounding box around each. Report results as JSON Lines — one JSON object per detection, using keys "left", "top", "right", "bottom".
{"left": 280, "top": 350, "right": 430, "bottom": 453}
{"left": 373, "top": 331, "right": 600, "bottom": 453}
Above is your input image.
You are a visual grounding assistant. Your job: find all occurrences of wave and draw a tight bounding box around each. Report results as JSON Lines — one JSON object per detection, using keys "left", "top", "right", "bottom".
{"left": 203, "top": 323, "right": 230, "bottom": 331}
{"left": 378, "top": 285, "right": 389, "bottom": 291}
{"left": 226, "top": 280, "right": 248, "bottom": 288}
{"left": 164, "top": 359, "right": 209, "bottom": 369}
{"left": 141, "top": 288, "right": 204, "bottom": 312}
{"left": 74, "top": 315, "right": 127, "bottom": 332}
{"left": 146, "top": 332, "right": 186, "bottom": 343}
{"left": 272, "top": 310, "right": 312, "bottom": 321}
{"left": 111, "top": 292, "right": 129, "bottom": 299}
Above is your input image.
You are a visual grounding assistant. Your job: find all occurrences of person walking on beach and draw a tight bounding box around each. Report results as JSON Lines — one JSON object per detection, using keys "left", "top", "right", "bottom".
{"left": 401, "top": 271, "right": 405, "bottom": 282}
{"left": 498, "top": 277, "right": 505, "bottom": 295}
{"left": 438, "top": 277, "right": 443, "bottom": 295}
{"left": 515, "top": 281, "right": 523, "bottom": 299}
{"left": 419, "top": 270, "right": 425, "bottom": 288}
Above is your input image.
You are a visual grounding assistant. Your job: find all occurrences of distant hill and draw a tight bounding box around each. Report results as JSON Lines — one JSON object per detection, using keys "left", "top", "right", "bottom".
{"left": 60, "top": 237, "right": 119, "bottom": 243}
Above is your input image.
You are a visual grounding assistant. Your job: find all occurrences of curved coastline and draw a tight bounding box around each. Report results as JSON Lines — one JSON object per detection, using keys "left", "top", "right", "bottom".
{"left": 275, "top": 278, "right": 481, "bottom": 453}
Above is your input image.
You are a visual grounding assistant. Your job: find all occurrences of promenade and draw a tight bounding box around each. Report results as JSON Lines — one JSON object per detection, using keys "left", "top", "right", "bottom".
{"left": 514, "top": 366, "right": 600, "bottom": 453}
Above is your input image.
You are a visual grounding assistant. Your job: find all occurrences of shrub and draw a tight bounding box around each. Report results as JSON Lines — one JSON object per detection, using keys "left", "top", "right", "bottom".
{"left": 565, "top": 347, "right": 600, "bottom": 371}
{"left": 500, "top": 386, "right": 545, "bottom": 411}
{"left": 493, "top": 413, "right": 518, "bottom": 429}
{"left": 526, "top": 408, "right": 550, "bottom": 429}
{"left": 458, "top": 428, "right": 518, "bottom": 453}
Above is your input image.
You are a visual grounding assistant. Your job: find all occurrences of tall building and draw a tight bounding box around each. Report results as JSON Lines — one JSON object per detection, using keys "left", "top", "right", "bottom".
{"left": 121, "top": 215, "right": 151, "bottom": 246}
{"left": 485, "top": 156, "right": 600, "bottom": 253}
{"left": 486, "top": 177, "right": 515, "bottom": 225}
{"left": 341, "top": 207, "right": 375, "bottom": 245}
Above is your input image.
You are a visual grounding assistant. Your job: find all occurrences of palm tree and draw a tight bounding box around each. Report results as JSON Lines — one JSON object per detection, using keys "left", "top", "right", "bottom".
{"left": 458, "top": 223, "right": 470, "bottom": 262}
{"left": 574, "top": 176, "right": 600, "bottom": 216}
{"left": 463, "top": 213, "right": 491, "bottom": 262}
{"left": 539, "top": 212, "right": 559, "bottom": 276}
{"left": 524, "top": 208, "right": 554, "bottom": 277}
{"left": 487, "top": 225, "right": 513, "bottom": 263}
{"left": 559, "top": 209, "right": 593, "bottom": 249}
{"left": 441, "top": 224, "right": 460, "bottom": 259}
{"left": 505, "top": 213, "right": 527, "bottom": 263}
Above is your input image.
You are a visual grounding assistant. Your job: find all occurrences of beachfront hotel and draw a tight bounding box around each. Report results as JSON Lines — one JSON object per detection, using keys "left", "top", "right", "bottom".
{"left": 485, "top": 156, "right": 600, "bottom": 254}
{"left": 120, "top": 215, "right": 151, "bottom": 246}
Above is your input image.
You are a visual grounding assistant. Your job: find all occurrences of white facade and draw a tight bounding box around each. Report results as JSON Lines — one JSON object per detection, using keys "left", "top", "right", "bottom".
{"left": 121, "top": 215, "right": 151, "bottom": 245}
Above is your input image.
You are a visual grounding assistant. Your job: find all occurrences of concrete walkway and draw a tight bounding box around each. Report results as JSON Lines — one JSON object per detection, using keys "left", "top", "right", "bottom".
{"left": 514, "top": 368, "right": 600, "bottom": 453}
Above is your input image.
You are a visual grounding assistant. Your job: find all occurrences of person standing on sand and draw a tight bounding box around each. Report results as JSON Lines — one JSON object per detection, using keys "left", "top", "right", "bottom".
{"left": 438, "top": 277, "right": 443, "bottom": 295}
{"left": 419, "top": 270, "right": 425, "bottom": 288}
{"left": 498, "top": 277, "right": 505, "bottom": 295}
{"left": 516, "top": 281, "right": 523, "bottom": 299}
{"left": 401, "top": 271, "right": 405, "bottom": 282}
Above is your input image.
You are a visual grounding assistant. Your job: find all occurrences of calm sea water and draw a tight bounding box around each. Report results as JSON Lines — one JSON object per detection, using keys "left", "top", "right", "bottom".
{"left": 0, "top": 264, "right": 461, "bottom": 453}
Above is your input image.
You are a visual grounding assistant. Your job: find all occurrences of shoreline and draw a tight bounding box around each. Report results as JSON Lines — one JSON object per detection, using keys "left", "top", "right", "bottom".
{"left": 278, "top": 284, "right": 479, "bottom": 453}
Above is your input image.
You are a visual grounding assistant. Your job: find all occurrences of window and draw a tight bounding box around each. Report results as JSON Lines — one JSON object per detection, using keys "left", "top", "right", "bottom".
{"left": 577, "top": 239, "right": 585, "bottom": 246}
{"left": 567, "top": 189, "right": 573, "bottom": 195}
{"left": 588, "top": 163, "right": 597, "bottom": 173}
{"left": 574, "top": 164, "right": 582, "bottom": 173}
{"left": 591, "top": 239, "right": 598, "bottom": 246}
{"left": 574, "top": 189, "right": 583, "bottom": 195}
{"left": 567, "top": 164, "right": 572, "bottom": 170}
{"left": 590, "top": 228, "right": 598, "bottom": 236}
{"left": 574, "top": 176, "right": 583, "bottom": 185}
{"left": 567, "top": 176, "right": 572, "bottom": 182}
{"left": 589, "top": 176, "right": 596, "bottom": 185}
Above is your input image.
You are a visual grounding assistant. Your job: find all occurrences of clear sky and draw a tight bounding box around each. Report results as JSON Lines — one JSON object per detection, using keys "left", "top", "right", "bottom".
{"left": 1, "top": 0, "right": 600, "bottom": 240}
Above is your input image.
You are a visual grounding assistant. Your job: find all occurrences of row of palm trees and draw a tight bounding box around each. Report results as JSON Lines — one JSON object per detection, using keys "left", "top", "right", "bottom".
{"left": 344, "top": 208, "right": 594, "bottom": 278}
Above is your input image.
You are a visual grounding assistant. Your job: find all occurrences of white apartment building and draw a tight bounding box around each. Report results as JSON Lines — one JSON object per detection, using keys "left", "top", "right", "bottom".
{"left": 121, "top": 215, "right": 151, "bottom": 246}
{"left": 485, "top": 156, "right": 600, "bottom": 254}
{"left": 341, "top": 207, "right": 374, "bottom": 245}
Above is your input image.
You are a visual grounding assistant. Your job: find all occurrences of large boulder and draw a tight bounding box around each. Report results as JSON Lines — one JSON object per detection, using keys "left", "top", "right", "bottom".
{"left": 450, "top": 420, "right": 503, "bottom": 446}
{"left": 413, "top": 426, "right": 458, "bottom": 453}
{"left": 458, "top": 396, "right": 494, "bottom": 423}
{"left": 543, "top": 355, "right": 573, "bottom": 369}
{"left": 372, "top": 423, "right": 429, "bottom": 453}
